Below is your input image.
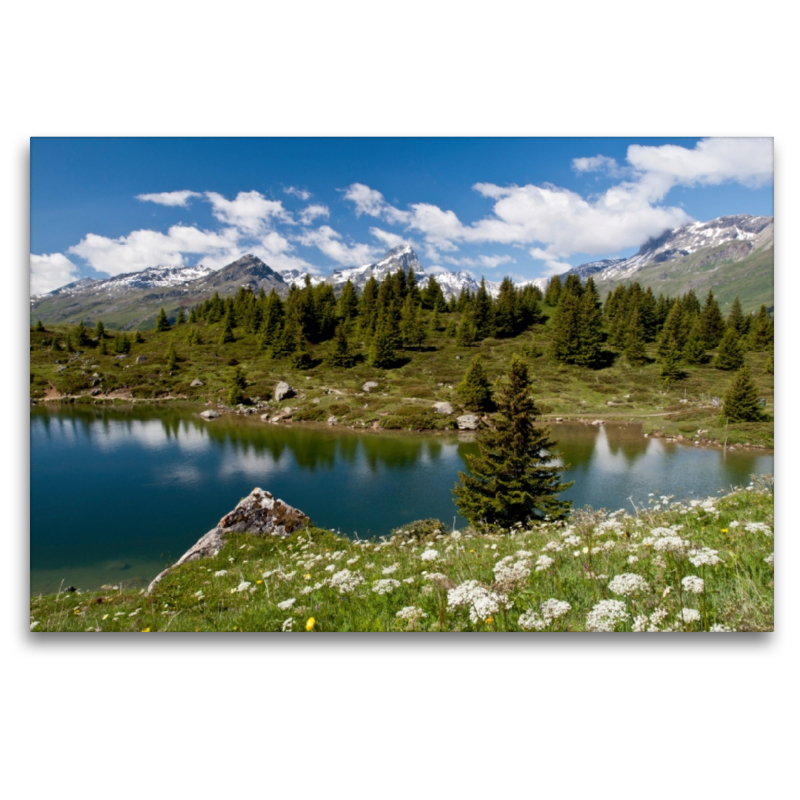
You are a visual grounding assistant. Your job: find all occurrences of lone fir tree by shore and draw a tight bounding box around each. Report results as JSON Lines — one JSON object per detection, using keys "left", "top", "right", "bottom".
{"left": 453, "top": 354, "right": 572, "bottom": 526}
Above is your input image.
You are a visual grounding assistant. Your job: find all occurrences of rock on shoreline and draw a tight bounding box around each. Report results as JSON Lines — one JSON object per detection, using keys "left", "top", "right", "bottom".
{"left": 145, "top": 488, "right": 309, "bottom": 595}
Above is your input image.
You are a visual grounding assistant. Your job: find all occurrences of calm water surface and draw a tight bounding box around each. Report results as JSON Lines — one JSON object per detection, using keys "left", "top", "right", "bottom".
{"left": 30, "top": 407, "right": 773, "bottom": 594}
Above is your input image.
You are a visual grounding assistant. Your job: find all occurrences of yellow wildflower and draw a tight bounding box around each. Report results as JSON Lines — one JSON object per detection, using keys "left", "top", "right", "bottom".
{"left": 304, "top": 573, "right": 311, "bottom": 580}
{"left": 256, "top": 580, "right": 263, "bottom": 584}
{"left": 469, "top": 549, "right": 475, "bottom": 553}
{"left": 141, "top": 627, "right": 151, "bottom": 633}
{"left": 485, "top": 617, "right": 494, "bottom": 625}
{"left": 101, "top": 614, "right": 109, "bottom": 620}
{"left": 305, "top": 617, "right": 316, "bottom": 631}
{"left": 721, "top": 528, "right": 729, "bottom": 534}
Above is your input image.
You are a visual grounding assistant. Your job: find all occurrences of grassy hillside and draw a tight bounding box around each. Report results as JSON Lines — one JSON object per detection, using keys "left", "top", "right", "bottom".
{"left": 29, "top": 479, "right": 774, "bottom": 632}
{"left": 595, "top": 245, "right": 774, "bottom": 315}
{"left": 29, "top": 303, "right": 774, "bottom": 448}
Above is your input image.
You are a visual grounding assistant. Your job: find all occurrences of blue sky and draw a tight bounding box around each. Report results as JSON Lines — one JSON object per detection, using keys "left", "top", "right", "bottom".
{"left": 30, "top": 137, "right": 774, "bottom": 294}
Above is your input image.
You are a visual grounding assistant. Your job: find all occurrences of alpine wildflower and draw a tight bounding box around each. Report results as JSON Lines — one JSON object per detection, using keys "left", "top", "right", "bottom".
{"left": 305, "top": 617, "right": 316, "bottom": 631}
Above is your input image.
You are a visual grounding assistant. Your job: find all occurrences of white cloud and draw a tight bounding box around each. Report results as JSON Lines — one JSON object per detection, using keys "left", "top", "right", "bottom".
{"left": 136, "top": 190, "right": 201, "bottom": 207}
{"left": 529, "top": 247, "right": 572, "bottom": 276}
{"left": 369, "top": 227, "right": 409, "bottom": 249}
{"left": 572, "top": 155, "right": 619, "bottom": 174}
{"left": 479, "top": 254, "right": 514, "bottom": 269}
{"left": 205, "top": 190, "right": 293, "bottom": 234}
{"left": 342, "top": 183, "right": 409, "bottom": 224}
{"left": 69, "top": 225, "right": 241, "bottom": 275}
{"left": 299, "top": 204, "right": 329, "bottom": 225}
{"left": 284, "top": 186, "right": 311, "bottom": 200}
{"left": 298, "top": 225, "right": 377, "bottom": 266}
{"left": 627, "top": 137, "right": 773, "bottom": 191}
{"left": 30, "top": 252, "right": 80, "bottom": 295}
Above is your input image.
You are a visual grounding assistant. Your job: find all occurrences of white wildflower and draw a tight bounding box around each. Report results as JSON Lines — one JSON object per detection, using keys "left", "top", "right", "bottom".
{"left": 299, "top": 586, "right": 313, "bottom": 595}
{"left": 423, "top": 572, "right": 450, "bottom": 583}
{"left": 421, "top": 586, "right": 434, "bottom": 596}
{"left": 447, "top": 580, "right": 508, "bottom": 625}
{"left": 764, "top": 553, "right": 774, "bottom": 565}
{"left": 677, "top": 607, "right": 701, "bottom": 624}
{"left": 653, "top": 536, "right": 689, "bottom": 553}
{"left": 540, "top": 599, "right": 571, "bottom": 622}
{"left": 324, "top": 564, "right": 336, "bottom": 573}
{"left": 543, "top": 540, "right": 565, "bottom": 552}
{"left": 30, "top": 621, "right": 40, "bottom": 631}
{"left": 494, "top": 555, "right": 531, "bottom": 585}
{"left": 744, "top": 521, "right": 773, "bottom": 537}
{"left": 682, "top": 576, "right": 704, "bottom": 594}
{"left": 194, "top": 589, "right": 204, "bottom": 598}
{"left": 535, "top": 555, "right": 554, "bottom": 572}
{"left": 648, "top": 607, "right": 669, "bottom": 631}
{"left": 608, "top": 573, "right": 649, "bottom": 597}
{"left": 662, "top": 586, "right": 672, "bottom": 597}
{"left": 585, "top": 599, "right": 629, "bottom": 632}
{"left": 563, "top": 535, "right": 581, "bottom": 547}
{"left": 372, "top": 579, "right": 401, "bottom": 595}
{"left": 516, "top": 549, "right": 533, "bottom": 558}
{"left": 214, "top": 569, "right": 227, "bottom": 577}
{"left": 128, "top": 608, "right": 141, "bottom": 617}
{"left": 632, "top": 615, "right": 649, "bottom": 632}
{"left": 235, "top": 581, "right": 252, "bottom": 593}
{"left": 365, "top": 562, "right": 375, "bottom": 569}
{"left": 627, "top": 555, "right": 639, "bottom": 565}
{"left": 420, "top": 549, "right": 439, "bottom": 562}
{"left": 277, "top": 598, "right": 296, "bottom": 611}
{"left": 403, "top": 577, "right": 415, "bottom": 584}
{"left": 710, "top": 624, "right": 736, "bottom": 632}
{"left": 396, "top": 606, "right": 427, "bottom": 622}
{"left": 330, "top": 569, "right": 365, "bottom": 594}
{"left": 346, "top": 557, "right": 360, "bottom": 566}
{"left": 281, "top": 618, "right": 293, "bottom": 632}
{"left": 688, "top": 547, "right": 721, "bottom": 567}
{"left": 518, "top": 610, "right": 547, "bottom": 631}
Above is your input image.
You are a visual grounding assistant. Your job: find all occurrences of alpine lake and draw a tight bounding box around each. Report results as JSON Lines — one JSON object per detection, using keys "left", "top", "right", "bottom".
{"left": 30, "top": 405, "right": 774, "bottom": 595}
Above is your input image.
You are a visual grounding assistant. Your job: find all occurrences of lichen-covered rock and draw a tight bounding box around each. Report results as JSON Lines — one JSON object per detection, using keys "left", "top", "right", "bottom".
{"left": 457, "top": 414, "right": 479, "bottom": 430}
{"left": 433, "top": 401, "right": 453, "bottom": 415}
{"left": 135, "top": 355, "right": 147, "bottom": 364}
{"left": 362, "top": 381, "right": 379, "bottom": 393}
{"left": 145, "top": 488, "right": 309, "bottom": 595}
{"left": 200, "top": 409, "right": 219, "bottom": 420}
{"left": 327, "top": 415, "right": 337, "bottom": 425}
{"left": 190, "top": 379, "right": 204, "bottom": 387}
{"left": 275, "top": 381, "right": 294, "bottom": 402}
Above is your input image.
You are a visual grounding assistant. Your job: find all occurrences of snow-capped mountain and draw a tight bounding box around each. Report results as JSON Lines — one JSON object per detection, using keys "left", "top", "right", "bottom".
{"left": 568, "top": 215, "right": 773, "bottom": 284}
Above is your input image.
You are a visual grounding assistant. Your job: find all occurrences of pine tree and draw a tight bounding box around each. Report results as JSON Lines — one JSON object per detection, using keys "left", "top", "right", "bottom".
{"left": 367, "top": 314, "right": 396, "bottom": 368}
{"left": 337, "top": 279, "right": 359, "bottom": 321}
{"left": 65, "top": 332, "right": 74, "bottom": 352}
{"left": 493, "top": 277, "right": 518, "bottom": 338}
{"left": 34, "top": 319, "right": 45, "bottom": 332}
{"left": 682, "top": 319, "right": 707, "bottom": 365}
{"left": 658, "top": 302, "right": 686, "bottom": 356}
{"left": 165, "top": 341, "right": 178, "bottom": 371}
{"left": 765, "top": 345, "right": 774, "bottom": 375}
{"left": 94, "top": 320, "right": 105, "bottom": 341}
{"left": 188, "top": 308, "right": 198, "bottom": 324}
{"left": 228, "top": 366, "right": 247, "bottom": 406}
{"left": 456, "top": 355, "right": 493, "bottom": 412}
{"left": 154, "top": 307, "right": 171, "bottom": 332}
{"left": 575, "top": 277, "right": 603, "bottom": 368}
{"left": 748, "top": 306, "right": 774, "bottom": 351}
{"left": 658, "top": 335, "right": 683, "bottom": 384}
{"left": 473, "top": 279, "right": 494, "bottom": 339}
{"left": 544, "top": 275, "right": 562, "bottom": 307}
{"left": 722, "top": 366, "right": 764, "bottom": 422}
{"left": 726, "top": 296, "right": 746, "bottom": 337}
{"left": 326, "top": 324, "right": 355, "bottom": 368}
{"left": 219, "top": 310, "right": 235, "bottom": 345}
{"left": 120, "top": 333, "right": 131, "bottom": 354}
{"left": 76, "top": 320, "right": 90, "bottom": 346}
{"left": 400, "top": 296, "right": 426, "bottom": 350}
{"left": 98, "top": 336, "right": 108, "bottom": 355}
{"left": 624, "top": 307, "right": 647, "bottom": 366}
{"left": 713, "top": 328, "right": 745, "bottom": 370}
{"left": 455, "top": 318, "right": 477, "bottom": 347}
{"left": 549, "top": 290, "right": 582, "bottom": 364}
{"left": 176, "top": 306, "right": 187, "bottom": 325}
{"left": 134, "top": 330, "right": 144, "bottom": 344}
{"left": 699, "top": 290, "right": 724, "bottom": 348}
{"left": 452, "top": 355, "right": 572, "bottom": 526}
{"left": 443, "top": 319, "right": 457, "bottom": 338}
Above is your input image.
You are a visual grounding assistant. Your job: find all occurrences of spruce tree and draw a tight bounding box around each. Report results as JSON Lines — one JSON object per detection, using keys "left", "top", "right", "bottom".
{"left": 176, "top": 306, "right": 187, "bottom": 325}
{"left": 65, "top": 332, "right": 74, "bottom": 352}
{"left": 453, "top": 355, "right": 572, "bottom": 526}
{"left": 722, "top": 366, "right": 764, "bottom": 422}
{"left": 400, "top": 296, "right": 426, "bottom": 350}
{"left": 219, "top": 310, "right": 235, "bottom": 345}
{"left": 623, "top": 307, "right": 647, "bottom": 366}
{"left": 658, "top": 335, "right": 683, "bottom": 384}
{"left": 455, "top": 318, "right": 477, "bottom": 347}
{"left": 726, "top": 296, "right": 746, "bottom": 337}
{"left": 228, "top": 366, "right": 247, "bottom": 406}
{"left": 94, "top": 320, "right": 105, "bottom": 341}
{"left": 367, "top": 315, "right": 396, "bottom": 368}
{"left": 134, "top": 330, "right": 144, "bottom": 344}
{"left": 699, "top": 290, "right": 724, "bottom": 348}
{"left": 165, "top": 341, "right": 178, "bottom": 371}
{"left": 473, "top": 279, "right": 494, "bottom": 339}
{"left": 544, "top": 275, "right": 562, "bottom": 307}
{"left": 326, "top": 324, "right": 355, "bottom": 368}
{"left": 98, "top": 337, "right": 108, "bottom": 355}
{"left": 493, "top": 277, "right": 518, "bottom": 338}
{"left": 765, "top": 346, "right": 773, "bottom": 375}
{"left": 713, "top": 328, "right": 745, "bottom": 370}
{"left": 748, "top": 306, "right": 774, "bottom": 351}
{"left": 456, "top": 355, "right": 493, "bottom": 412}
{"left": 682, "top": 319, "right": 707, "bottom": 365}
{"left": 575, "top": 277, "right": 603, "bottom": 368}
{"left": 549, "top": 290, "right": 582, "bottom": 365}
{"left": 154, "top": 307, "right": 171, "bottom": 332}
{"left": 120, "top": 333, "right": 131, "bottom": 354}
{"left": 337, "top": 279, "right": 359, "bottom": 321}
{"left": 34, "top": 319, "right": 45, "bottom": 332}
{"left": 76, "top": 320, "right": 90, "bottom": 346}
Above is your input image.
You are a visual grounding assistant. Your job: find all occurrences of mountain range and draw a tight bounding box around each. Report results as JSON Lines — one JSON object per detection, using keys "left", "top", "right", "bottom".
{"left": 30, "top": 214, "right": 773, "bottom": 329}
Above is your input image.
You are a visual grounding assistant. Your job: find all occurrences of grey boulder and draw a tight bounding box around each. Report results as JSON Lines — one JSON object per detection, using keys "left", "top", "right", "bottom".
{"left": 457, "top": 414, "right": 480, "bottom": 430}
{"left": 275, "top": 381, "right": 294, "bottom": 402}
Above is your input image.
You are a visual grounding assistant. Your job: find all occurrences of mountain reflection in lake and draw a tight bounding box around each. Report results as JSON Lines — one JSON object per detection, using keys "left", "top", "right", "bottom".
{"left": 30, "top": 407, "right": 773, "bottom": 594}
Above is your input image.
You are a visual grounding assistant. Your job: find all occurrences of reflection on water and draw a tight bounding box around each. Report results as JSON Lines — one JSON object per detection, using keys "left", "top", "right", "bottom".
{"left": 30, "top": 407, "right": 773, "bottom": 594}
